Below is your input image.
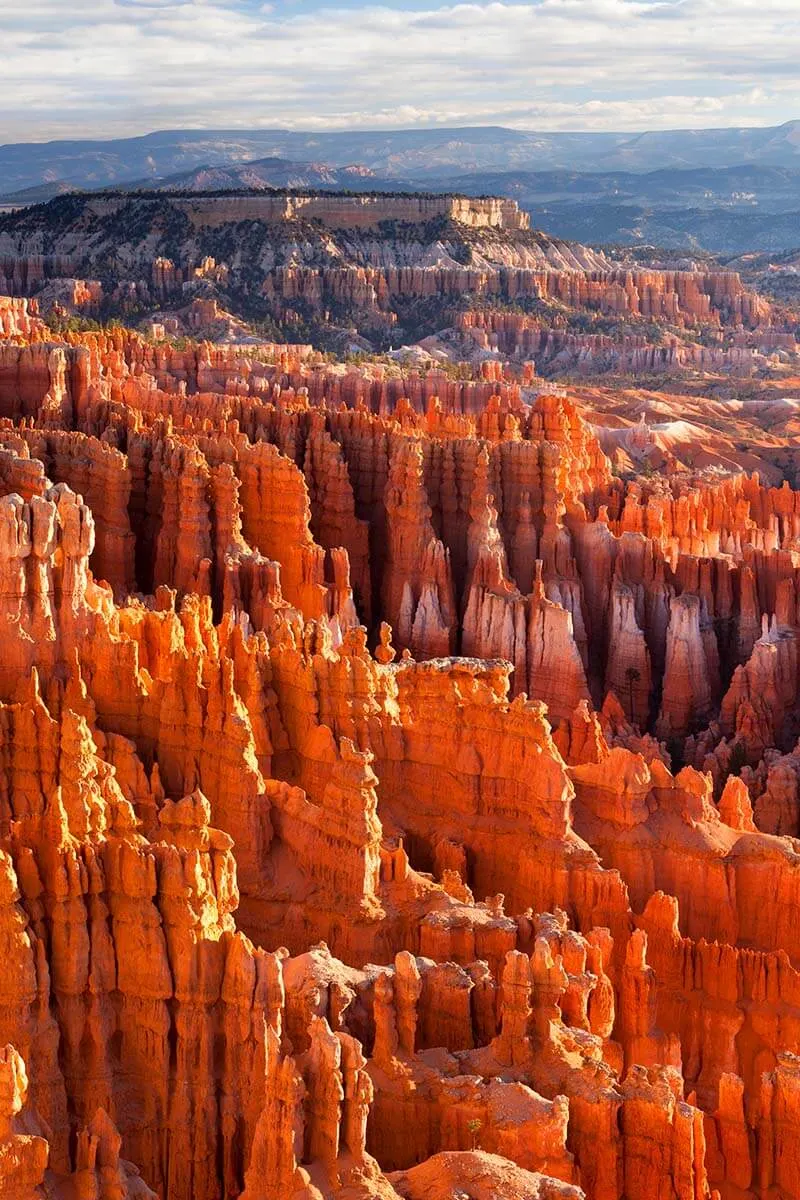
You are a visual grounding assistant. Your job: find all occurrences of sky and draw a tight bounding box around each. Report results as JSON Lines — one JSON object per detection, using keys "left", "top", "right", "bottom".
{"left": 2, "top": 0, "right": 800, "bottom": 142}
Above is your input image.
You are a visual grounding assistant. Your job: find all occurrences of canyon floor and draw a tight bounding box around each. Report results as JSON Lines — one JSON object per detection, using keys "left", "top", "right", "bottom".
{"left": 1, "top": 194, "right": 800, "bottom": 1199}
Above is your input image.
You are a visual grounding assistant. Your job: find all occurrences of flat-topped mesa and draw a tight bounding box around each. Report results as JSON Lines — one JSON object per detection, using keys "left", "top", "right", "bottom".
{"left": 84, "top": 191, "right": 531, "bottom": 231}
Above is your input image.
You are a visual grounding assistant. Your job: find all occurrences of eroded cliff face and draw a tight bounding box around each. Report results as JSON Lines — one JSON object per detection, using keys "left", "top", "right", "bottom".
{"left": 0, "top": 194, "right": 606, "bottom": 300}
{"left": 81, "top": 193, "right": 532, "bottom": 232}
{"left": 2, "top": 300, "right": 800, "bottom": 1198}
{"left": 456, "top": 306, "right": 787, "bottom": 376}
{"left": 2, "top": 193, "right": 786, "bottom": 369}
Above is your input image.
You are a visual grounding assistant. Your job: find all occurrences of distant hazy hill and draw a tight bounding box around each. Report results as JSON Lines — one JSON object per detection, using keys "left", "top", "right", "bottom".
{"left": 3, "top": 122, "right": 800, "bottom": 194}
{"left": 126, "top": 157, "right": 383, "bottom": 193}
{"left": 429, "top": 165, "right": 800, "bottom": 254}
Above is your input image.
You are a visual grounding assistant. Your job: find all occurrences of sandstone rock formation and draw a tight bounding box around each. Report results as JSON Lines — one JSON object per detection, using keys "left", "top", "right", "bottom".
{"left": 0, "top": 297, "right": 799, "bottom": 1199}
{"left": 2, "top": 192, "right": 789, "bottom": 374}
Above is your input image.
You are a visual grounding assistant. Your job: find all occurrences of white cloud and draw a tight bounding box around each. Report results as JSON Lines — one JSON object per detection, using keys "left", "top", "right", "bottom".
{"left": 1, "top": 0, "right": 798, "bottom": 139}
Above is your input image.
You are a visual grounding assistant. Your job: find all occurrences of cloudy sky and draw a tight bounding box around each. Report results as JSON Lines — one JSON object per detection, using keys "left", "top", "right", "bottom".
{"left": 2, "top": 0, "right": 800, "bottom": 141}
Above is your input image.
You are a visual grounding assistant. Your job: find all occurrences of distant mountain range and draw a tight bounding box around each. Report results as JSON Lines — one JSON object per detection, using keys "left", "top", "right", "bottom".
{"left": 3, "top": 122, "right": 800, "bottom": 195}
{"left": 130, "top": 157, "right": 381, "bottom": 194}
{"left": 3, "top": 123, "right": 800, "bottom": 255}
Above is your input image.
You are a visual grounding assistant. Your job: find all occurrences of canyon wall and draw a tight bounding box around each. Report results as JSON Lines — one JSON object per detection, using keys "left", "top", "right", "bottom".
{"left": 83, "top": 192, "right": 532, "bottom": 231}
{"left": 0, "top": 300, "right": 799, "bottom": 1198}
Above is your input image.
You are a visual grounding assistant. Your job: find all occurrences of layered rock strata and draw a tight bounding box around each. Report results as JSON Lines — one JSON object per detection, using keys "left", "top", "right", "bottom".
{"left": 0, "top": 308, "right": 799, "bottom": 1199}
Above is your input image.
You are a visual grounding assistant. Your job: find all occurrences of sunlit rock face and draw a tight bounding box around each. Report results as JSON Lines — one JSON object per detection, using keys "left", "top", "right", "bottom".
{"left": 1, "top": 294, "right": 800, "bottom": 1199}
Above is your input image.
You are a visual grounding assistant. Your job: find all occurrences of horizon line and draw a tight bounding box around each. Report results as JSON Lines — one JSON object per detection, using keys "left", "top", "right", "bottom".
{"left": 3, "top": 116, "right": 799, "bottom": 151}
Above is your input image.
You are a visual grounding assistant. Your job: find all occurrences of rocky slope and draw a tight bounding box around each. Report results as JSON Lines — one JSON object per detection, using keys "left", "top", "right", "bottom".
{"left": 1, "top": 190, "right": 791, "bottom": 374}
{"left": 0, "top": 190, "right": 594, "bottom": 279}
{"left": 9, "top": 164, "right": 800, "bottom": 258}
{"left": 1, "top": 294, "right": 800, "bottom": 1195}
